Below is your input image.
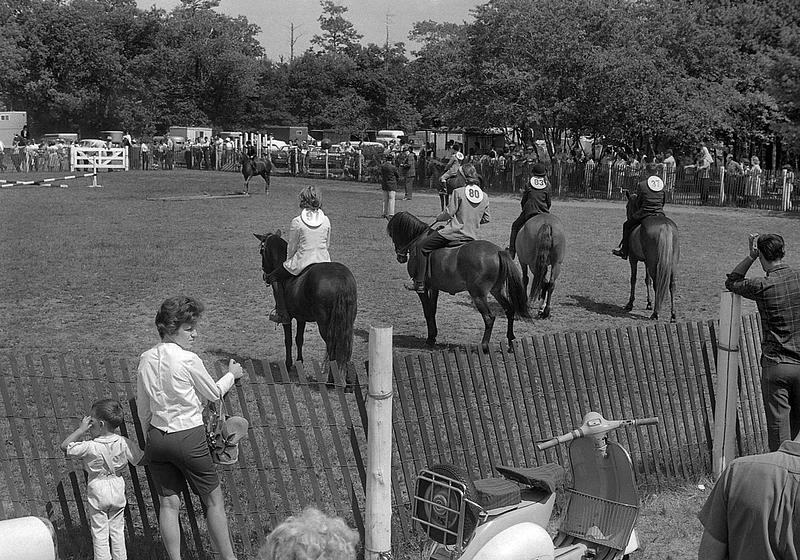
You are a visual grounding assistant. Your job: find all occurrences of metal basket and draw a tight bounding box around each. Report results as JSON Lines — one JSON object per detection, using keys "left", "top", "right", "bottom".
{"left": 559, "top": 489, "right": 638, "bottom": 551}
{"left": 412, "top": 469, "right": 469, "bottom": 549}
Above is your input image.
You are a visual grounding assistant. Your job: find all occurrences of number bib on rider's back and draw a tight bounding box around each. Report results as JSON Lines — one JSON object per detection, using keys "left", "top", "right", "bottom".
{"left": 465, "top": 185, "right": 484, "bottom": 204}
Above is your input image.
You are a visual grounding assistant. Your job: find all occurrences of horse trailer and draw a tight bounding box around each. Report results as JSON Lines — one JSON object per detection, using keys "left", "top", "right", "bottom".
{"left": 0, "top": 111, "right": 27, "bottom": 146}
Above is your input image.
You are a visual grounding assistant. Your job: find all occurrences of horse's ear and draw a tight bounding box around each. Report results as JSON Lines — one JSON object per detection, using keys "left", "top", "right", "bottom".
{"left": 275, "top": 229, "right": 282, "bottom": 237}
{"left": 254, "top": 233, "right": 267, "bottom": 241}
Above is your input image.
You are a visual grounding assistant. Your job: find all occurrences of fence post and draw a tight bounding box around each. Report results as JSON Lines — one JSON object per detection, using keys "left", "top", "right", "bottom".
{"left": 325, "top": 150, "right": 329, "bottom": 179}
{"left": 713, "top": 290, "right": 742, "bottom": 478}
{"left": 357, "top": 149, "right": 362, "bottom": 182}
{"left": 606, "top": 161, "right": 612, "bottom": 199}
{"left": 365, "top": 325, "right": 393, "bottom": 560}
{"left": 782, "top": 169, "right": 789, "bottom": 211}
{"left": 556, "top": 160, "right": 563, "bottom": 196}
{"left": 719, "top": 167, "right": 726, "bottom": 206}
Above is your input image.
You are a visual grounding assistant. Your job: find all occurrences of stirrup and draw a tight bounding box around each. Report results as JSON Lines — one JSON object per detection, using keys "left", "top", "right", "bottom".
{"left": 269, "top": 309, "right": 290, "bottom": 324}
{"left": 405, "top": 281, "right": 426, "bottom": 293}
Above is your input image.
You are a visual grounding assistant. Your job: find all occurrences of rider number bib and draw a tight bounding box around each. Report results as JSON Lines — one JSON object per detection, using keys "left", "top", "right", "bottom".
{"left": 530, "top": 176, "right": 547, "bottom": 190}
{"left": 465, "top": 185, "right": 484, "bottom": 204}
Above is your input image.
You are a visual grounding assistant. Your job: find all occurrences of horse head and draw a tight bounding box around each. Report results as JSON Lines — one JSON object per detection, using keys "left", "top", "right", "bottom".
{"left": 386, "top": 212, "right": 429, "bottom": 263}
{"left": 253, "top": 231, "right": 286, "bottom": 282}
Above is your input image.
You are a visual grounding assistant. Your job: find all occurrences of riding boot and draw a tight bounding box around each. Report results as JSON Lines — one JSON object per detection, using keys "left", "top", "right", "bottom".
{"left": 612, "top": 233, "right": 628, "bottom": 259}
{"left": 405, "top": 247, "right": 427, "bottom": 293}
{"left": 269, "top": 282, "right": 291, "bottom": 324}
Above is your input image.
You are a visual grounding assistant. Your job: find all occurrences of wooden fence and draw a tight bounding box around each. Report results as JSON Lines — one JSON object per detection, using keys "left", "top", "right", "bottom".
{"left": 0, "top": 315, "right": 768, "bottom": 558}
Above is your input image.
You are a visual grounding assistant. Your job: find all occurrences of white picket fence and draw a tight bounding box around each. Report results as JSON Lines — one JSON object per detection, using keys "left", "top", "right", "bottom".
{"left": 70, "top": 147, "right": 129, "bottom": 172}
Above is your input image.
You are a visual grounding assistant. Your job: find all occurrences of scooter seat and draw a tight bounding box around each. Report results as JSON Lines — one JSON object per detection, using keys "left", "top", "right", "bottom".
{"left": 495, "top": 463, "right": 565, "bottom": 494}
{"left": 472, "top": 478, "right": 521, "bottom": 510}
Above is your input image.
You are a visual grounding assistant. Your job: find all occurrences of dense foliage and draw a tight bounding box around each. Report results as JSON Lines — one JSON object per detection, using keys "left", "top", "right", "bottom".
{"left": 0, "top": 0, "right": 797, "bottom": 157}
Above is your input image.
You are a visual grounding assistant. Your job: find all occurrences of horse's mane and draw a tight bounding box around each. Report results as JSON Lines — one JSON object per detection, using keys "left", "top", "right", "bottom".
{"left": 386, "top": 212, "right": 428, "bottom": 244}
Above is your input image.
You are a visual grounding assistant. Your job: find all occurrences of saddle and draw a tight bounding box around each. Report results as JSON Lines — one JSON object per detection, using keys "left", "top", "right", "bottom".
{"left": 472, "top": 463, "right": 565, "bottom": 510}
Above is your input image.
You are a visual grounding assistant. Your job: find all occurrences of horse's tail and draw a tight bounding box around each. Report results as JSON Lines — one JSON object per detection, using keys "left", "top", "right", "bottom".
{"left": 654, "top": 225, "right": 676, "bottom": 314}
{"left": 498, "top": 250, "right": 531, "bottom": 319}
{"left": 528, "top": 223, "right": 552, "bottom": 301}
{"left": 328, "top": 280, "right": 357, "bottom": 367}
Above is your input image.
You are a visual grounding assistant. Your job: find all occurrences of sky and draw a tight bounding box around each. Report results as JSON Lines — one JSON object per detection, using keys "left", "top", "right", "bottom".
{"left": 135, "top": 0, "right": 480, "bottom": 61}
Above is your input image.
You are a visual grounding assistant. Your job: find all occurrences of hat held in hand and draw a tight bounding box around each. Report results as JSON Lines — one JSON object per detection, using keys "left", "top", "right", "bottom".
{"left": 209, "top": 415, "right": 249, "bottom": 465}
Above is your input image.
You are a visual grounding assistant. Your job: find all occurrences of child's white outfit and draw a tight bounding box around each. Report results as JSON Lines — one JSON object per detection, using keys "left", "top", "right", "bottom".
{"left": 66, "top": 434, "right": 143, "bottom": 560}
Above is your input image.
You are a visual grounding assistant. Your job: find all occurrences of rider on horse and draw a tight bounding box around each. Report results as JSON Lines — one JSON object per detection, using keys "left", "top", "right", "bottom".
{"left": 612, "top": 166, "right": 666, "bottom": 259}
{"left": 406, "top": 163, "right": 489, "bottom": 293}
{"left": 507, "top": 162, "right": 551, "bottom": 259}
{"left": 245, "top": 140, "right": 257, "bottom": 162}
{"left": 265, "top": 186, "right": 331, "bottom": 323}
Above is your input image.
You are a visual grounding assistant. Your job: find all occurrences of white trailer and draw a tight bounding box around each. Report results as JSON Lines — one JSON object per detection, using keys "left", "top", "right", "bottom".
{"left": 0, "top": 112, "right": 27, "bottom": 147}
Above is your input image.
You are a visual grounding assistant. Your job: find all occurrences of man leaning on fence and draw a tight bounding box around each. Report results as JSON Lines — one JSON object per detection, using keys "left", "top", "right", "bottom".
{"left": 725, "top": 233, "right": 800, "bottom": 452}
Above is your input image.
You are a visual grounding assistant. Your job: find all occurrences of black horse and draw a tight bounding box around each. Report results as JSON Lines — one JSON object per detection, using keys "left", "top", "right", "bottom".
{"left": 254, "top": 232, "right": 358, "bottom": 375}
{"left": 242, "top": 154, "right": 274, "bottom": 194}
{"left": 386, "top": 212, "right": 529, "bottom": 352}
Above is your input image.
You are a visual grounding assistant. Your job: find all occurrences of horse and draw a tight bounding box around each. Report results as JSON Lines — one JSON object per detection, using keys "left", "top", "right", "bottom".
{"left": 386, "top": 212, "right": 530, "bottom": 353}
{"left": 254, "top": 232, "right": 358, "bottom": 379}
{"left": 622, "top": 193, "right": 679, "bottom": 321}
{"left": 515, "top": 213, "right": 566, "bottom": 319}
{"left": 241, "top": 154, "right": 274, "bottom": 194}
{"left": 426, "top": 158, "right": 449, "bottom": 210}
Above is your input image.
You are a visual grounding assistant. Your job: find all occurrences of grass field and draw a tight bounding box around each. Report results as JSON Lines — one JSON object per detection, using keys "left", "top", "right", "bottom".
{"left": 2, "top": 169, "right": 798, "bottom": 559}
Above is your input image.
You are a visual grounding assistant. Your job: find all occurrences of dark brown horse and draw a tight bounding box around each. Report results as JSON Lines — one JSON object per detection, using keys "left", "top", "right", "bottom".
{"left": 515, "top": 213, "right": 567, "bottom": 319}
{"left": 386, "top": 212, "right": 530, "bottom": 352}
{"left": 242, "top": 154, "right": 274, "bottom": 194}
{"left": 254, "top": 232, "right": 357, "bottom": 375}
{"left": 623, "top": 193, "right": 679, "bottom": 321}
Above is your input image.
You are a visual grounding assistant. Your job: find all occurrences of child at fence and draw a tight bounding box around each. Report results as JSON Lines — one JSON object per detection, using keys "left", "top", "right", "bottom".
{"left": 60, "top": 398, "right": 145, "bottom": 560}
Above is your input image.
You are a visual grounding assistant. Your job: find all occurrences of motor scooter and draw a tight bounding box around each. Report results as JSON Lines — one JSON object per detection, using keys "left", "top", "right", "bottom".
{"left": 412, "top": 412, "right": 658, "bottom": 560}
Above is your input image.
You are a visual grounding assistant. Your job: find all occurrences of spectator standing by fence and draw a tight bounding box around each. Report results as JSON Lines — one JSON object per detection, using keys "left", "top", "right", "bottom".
{"left": 398, "top": 145, "right": 416, "bottom": 200}
{"left": 61, "top": 399, "right": 145, "bottom": 560}
{"left": 746, "top": 156, "right": 763, "bottom": 202}
{"left": 696, "top": 142, "right": 713, "bottom": 204}
{"left": 137, "top": 295, "right": 245, "bottom": 560}
{"left": 380, "top": 152, "right": 399, "bottom": 219}
{"left": 141, "top": 141, "right": 150, "bottom": 170}
{"left": 726, "top": 233, "right": 800, "bottom": 451}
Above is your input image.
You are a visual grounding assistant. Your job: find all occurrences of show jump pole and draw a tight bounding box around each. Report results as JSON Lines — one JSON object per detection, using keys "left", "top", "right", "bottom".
{"left": 365, "top": 325, "right": 393, "bottom": 560}
{"left": 713, "top": 290, "right": 742, "bottom": 478}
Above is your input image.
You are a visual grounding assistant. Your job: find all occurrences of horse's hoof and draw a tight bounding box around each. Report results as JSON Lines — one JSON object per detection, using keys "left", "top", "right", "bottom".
{"left": 670, "top": 316, "right": 677, "bottom": 324}
{"left": 426, "top": 338, "right": 436, "bottom": 347}
{"left": 650, "top": 312, "right": 659, "bottom": 320}
{"left": 480, "top": 343, "right": 490, "bottom": 354}
{"left": 624, "top": 303, "right": 634, "bottom": 312}
{"left": 646, "top": 303, "right": 653, "bottom": 310}
{"left": 538, "top": 309, "right": 551, "bottom": 319}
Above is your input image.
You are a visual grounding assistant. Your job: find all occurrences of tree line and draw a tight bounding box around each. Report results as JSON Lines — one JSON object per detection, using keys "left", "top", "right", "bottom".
{"left": 1, "top": 0, "right": 797, "bottom": 164}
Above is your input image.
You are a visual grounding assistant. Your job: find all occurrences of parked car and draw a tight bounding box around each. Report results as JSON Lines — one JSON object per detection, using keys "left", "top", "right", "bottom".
{"left": 77, "top": 139, "right": 108, "bottom": 148}
{"left": 306, "top": 144, "right": 345, "bottom": 171}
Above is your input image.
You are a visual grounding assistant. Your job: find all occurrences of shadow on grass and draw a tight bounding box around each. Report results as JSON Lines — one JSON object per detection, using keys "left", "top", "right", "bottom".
{"left": 564, "top": 294, "right": 643, "bottom": 318}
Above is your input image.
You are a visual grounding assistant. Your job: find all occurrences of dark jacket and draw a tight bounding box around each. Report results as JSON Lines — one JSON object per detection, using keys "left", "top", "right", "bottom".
{"left": 631, "top": 177, "right": 665, "bottom": 220}
{"left": 380, "top": 162, "right": 399, "bottom": 191}
{"left": 520, "top": 187, "right": 551, "bottom": 217}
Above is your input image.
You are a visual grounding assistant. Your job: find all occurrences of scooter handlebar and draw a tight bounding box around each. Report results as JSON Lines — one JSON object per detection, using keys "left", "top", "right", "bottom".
{"left": 536, "top": 414, "right": 659, "bottom": 451}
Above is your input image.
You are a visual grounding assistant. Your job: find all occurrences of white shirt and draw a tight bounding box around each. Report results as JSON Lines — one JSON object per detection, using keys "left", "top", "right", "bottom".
{"left": 137, "top": 342, "right": 235, "bottom": 433}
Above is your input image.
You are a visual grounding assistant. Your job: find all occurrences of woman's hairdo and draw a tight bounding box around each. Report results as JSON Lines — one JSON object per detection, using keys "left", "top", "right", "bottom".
{"left": 257, "top": 507, "right": 358, "bottom": 560}
{"left": 299, "top": 186, "right": 322, "bottom": 210}
{"left": 757, "top": 234, "right": 785, "bottom": 262}
{"left": 91, "top": 399, "right": 124, "bottom": 430}
{"left": 155, "top": 296, "right": 204, "bottom": 338}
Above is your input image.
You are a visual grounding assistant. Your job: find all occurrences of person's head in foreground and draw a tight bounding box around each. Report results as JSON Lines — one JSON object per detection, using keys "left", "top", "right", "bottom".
{"left": 257, "top": 507, "right": 358, "bottom": 560}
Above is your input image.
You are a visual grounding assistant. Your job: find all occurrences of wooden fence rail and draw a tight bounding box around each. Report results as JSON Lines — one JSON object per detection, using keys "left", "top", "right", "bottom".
{"left": 0, "top": 315, "right": 768, "bottom": 558}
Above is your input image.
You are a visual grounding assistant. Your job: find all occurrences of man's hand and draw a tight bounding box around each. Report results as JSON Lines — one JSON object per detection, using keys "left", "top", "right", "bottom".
{"left": 748, "top": 233, "right": 759, "bottom": 259}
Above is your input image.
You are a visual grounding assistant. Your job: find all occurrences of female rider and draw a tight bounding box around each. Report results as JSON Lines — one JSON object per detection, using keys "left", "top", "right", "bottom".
{"left": 265, "top": 186, "right": 331, "bottom": 323}
{"left": 407, "top": 163, "right": 489, "bottom": 293}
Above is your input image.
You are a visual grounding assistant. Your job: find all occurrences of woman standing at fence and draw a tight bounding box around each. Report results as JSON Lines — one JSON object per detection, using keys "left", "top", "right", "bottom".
{"left": 137, "top": 296, "right": 246, "bottom": 560}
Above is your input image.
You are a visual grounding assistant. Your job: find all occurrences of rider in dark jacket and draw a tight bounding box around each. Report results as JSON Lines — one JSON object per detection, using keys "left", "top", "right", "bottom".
{"left": 612, "top": 169, "right": 666, "bottom": 259}
{"left": 507, "top": 163, "right": 551, "bottom": 259}
{"left": 245, "top": 141, "right": 256, "bottom": 160}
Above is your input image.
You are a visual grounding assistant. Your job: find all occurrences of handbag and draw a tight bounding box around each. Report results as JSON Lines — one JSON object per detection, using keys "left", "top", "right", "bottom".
{"left": 204, "top": 400, "right": 249, "bottom": 466}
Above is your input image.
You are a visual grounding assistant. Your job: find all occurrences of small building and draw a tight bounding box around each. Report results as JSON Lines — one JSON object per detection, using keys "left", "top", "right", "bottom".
{"left": 263, "top": 126, "right": 308, "bottom": 144}
{"left": 168, "top": 126, "right": 213, "bottom": 142}
{"left": 0, "top": 111, "right": 27, "bottom": 147}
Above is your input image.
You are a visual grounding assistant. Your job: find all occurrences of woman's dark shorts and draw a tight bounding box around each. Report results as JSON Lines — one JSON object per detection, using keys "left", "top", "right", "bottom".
{"left": 146, "top": 425, "right": 219, "bottom": 497}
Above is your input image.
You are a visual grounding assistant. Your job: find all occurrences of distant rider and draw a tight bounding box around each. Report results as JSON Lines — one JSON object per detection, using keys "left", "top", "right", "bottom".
{"left": 612, "top": 166, "right": 666, "bottom": 259}
{"left": 245, "top": 140, "right": 257, "bottom": 162}
{"left": 507, "top": 162, "right": 551, "bottom": 259}
{"left": 407, "top": 163, "right": 489, "bottom": 293}
{"left": 438, "top": 143, "right": 465, "bottom": 211}
{"left": 265, "top": 186, "right": 331, "bottom": 324}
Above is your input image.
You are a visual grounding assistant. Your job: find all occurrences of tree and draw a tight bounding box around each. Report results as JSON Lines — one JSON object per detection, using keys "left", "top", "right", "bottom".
{"left": 310, "top": 0, "right": 363, "bottom": 57}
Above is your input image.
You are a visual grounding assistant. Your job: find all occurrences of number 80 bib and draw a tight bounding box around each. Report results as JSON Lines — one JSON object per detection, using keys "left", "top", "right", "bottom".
{"left": 465, "top": 185, "right": 484, "bottom": 204}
